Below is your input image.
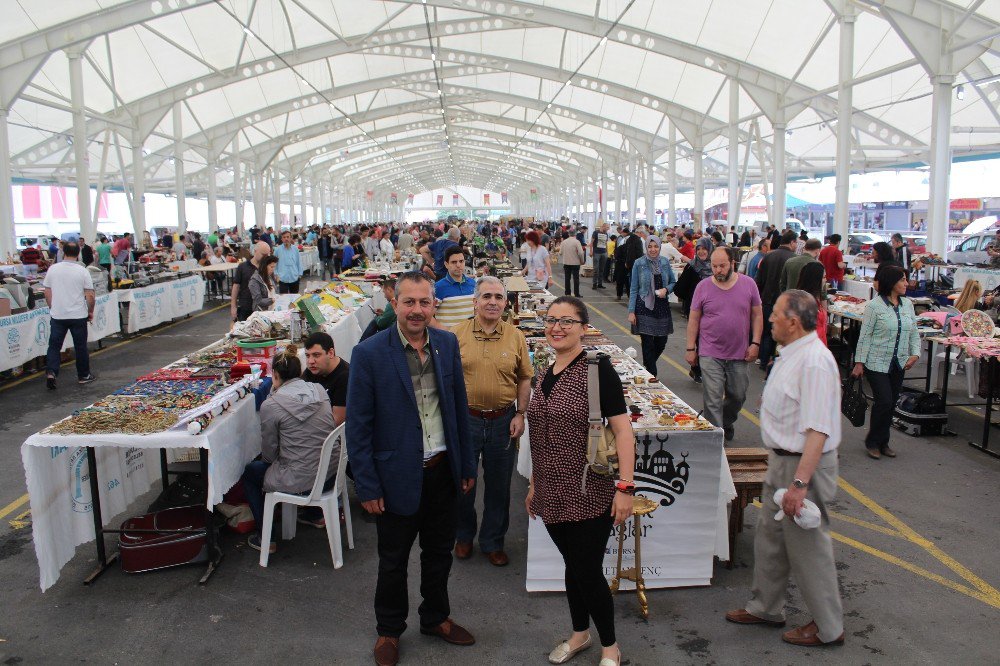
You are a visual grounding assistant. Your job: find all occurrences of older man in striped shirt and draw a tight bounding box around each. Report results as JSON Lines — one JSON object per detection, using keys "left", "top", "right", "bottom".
{"left": 726, "top": 289, "right": 845, "bottom": 648}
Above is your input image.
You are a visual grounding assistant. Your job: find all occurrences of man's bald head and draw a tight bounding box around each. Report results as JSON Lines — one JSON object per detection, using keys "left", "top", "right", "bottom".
{"left": 253, "top": 241, "right": 271, "bottom": 261}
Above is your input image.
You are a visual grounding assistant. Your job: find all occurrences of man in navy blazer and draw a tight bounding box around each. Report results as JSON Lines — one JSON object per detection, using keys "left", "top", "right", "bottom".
{"left": 347, "top": 271, "right": 476, "bottom": 666}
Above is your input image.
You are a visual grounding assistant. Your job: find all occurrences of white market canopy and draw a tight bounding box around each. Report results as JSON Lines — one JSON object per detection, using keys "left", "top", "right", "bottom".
{"left": 0, "top": 0, "right": 999, "bottom": 255}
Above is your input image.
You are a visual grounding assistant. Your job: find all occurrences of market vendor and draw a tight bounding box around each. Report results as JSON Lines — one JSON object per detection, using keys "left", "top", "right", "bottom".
{"left": 232, "top": 241, "right": 272, "bottom": 323}
{"left": 434, "top": 245, "right": 475, "bottom": 328}
{"left": 243, "top": 344, "right": 338, "bottom": 554}
{"left": 274, "top": 231, "right": 303, "bottom": 293}
{"left": 301, "top": 331, "right": 349, "bottom": 427}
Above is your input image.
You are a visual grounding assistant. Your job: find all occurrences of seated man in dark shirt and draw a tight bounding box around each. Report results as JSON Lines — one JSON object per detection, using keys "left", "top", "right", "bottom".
{"left": 301, "top": 331, "right": 349, "bottom": 426}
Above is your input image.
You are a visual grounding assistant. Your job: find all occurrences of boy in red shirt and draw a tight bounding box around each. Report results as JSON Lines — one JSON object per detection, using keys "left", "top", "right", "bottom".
{"left": 818, "top": 234, "right": 847, "bottom": 290}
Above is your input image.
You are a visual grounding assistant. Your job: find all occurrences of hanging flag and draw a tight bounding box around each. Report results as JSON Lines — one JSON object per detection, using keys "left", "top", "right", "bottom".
{"left": 501, "top": 191, "right": 508, "bottom": 204}
{"left": 452, "top": 193, "right": 459, "bottom": 206}
{"left": 366, "top": 190, "right": 373, "bottom": 201}
{"left": 390, "top": 192, "right": 398, "bottom": 205}
{"left": 407, "top": 193, "right": 414, "bottom": 204}
{"left": 436, "top": 194, "right": 444, "bottom": 206}
{"left": 598, "top": 187, "right": 603, "bottom": 213}
{"left": 483, "top": 193, "right": 490, "bottom": 205}
{"left": 530, "top": 188, "right": 538, "bottom": 201}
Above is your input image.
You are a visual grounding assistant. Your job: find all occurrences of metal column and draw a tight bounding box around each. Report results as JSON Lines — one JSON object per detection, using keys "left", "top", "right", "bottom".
{"left": 693, "top": 145, "right": 704, "bottom": 232}
{"left": 835, "top": 10, "right": 856, "bottom": 243}
{"left": 668, "top": 124, "right": 677, "bottom": 227}
{"left": 627, "top": 150, "right": 638, "bottom": 228}
{"left": 728, "top": 78, "right": 740, "bottom": 229}
{"left": 271, "top": 171, "right": 281, "bottom": 230}
{"left": 645, "top": 151, "right": 655, "bottom": 228}
{"left": 772, "top": 119, "right": 787, "bottom": 228}
{"left": 0, "top": 110, "right": 16, "bottom": 259}
{"left": 206, "top": 159, "right": 218, "bottom": 235}
{"left": 233, "top": 133, "right": 243, "bottom": 231}
{"left": 927, "top": 75, "right": 954, "bottom": 258}
{"left": 68, "top": 52, "right": 95, "bottom": 243}
{"left": 173, "top": 103, "right": 186, "bottom": 235}
{"left": 131, "top": 127, "right": 146, "bottom": 240}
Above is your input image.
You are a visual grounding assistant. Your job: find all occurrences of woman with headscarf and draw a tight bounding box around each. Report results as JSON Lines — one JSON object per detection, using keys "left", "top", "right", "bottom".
{"left": 628, "top": 236, "right": 676, "bottom": 380}
{"left": 672, "top": 237, "right": 714, "bottom": 382}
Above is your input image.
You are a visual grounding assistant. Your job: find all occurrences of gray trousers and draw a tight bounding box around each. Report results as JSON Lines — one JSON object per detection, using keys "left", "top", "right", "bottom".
{"left": 698, "top": 357, "right": 749, "bottom": 431}
{"left": 745, "top": 450, "right": 844, "bottom": 642}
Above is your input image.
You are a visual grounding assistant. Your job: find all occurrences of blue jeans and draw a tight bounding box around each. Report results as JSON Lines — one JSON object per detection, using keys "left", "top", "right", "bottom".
{"left": 46, "top": 318, "right": 90, "bottom": 379}
{"left": 243, "top": 459, "right": 335, "bottom": 533}
{"left": 456, "top": 409, "right": 516, "bottom": 552}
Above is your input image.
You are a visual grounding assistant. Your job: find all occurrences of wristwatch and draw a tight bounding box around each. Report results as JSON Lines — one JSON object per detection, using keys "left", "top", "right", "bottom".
{"left": 792, "top": 478, "right": 808, "bottom": 489}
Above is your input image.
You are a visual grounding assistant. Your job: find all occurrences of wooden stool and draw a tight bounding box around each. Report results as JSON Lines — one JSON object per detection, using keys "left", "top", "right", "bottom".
{"left": 609, "top": 495, "right": 659, "bottom": 618}
{"left": 725, "top": 448, "right": 768, "bottom": 569}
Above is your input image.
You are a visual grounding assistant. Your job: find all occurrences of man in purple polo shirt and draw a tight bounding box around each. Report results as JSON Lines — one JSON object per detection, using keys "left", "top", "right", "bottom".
{"left": 685, "top": 246, "right": 764, "bottom": 442}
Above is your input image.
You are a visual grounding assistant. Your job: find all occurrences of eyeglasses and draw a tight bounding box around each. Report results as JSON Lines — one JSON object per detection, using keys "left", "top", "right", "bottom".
{"left": 542, "top": 316, "right": 583, "bottom": 328}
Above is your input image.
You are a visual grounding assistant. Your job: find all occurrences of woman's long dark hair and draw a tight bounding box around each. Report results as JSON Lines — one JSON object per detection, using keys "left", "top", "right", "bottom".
{"left": 872, "top": 241, "right": 895, "bottom": 265}
{"left": 258, "top": 254, "right": 279, "bottom": 290}
{"left": 796, "top": 261, "right": 826, "bottom": 306}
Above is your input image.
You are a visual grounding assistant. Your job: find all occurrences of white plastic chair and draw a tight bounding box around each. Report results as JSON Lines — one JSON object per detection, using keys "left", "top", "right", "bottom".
{"left": 259, "top": 423, "right": 354, "bottom": 568}
{"left": 930, "top": 346, "right": 979, "bottom": 399}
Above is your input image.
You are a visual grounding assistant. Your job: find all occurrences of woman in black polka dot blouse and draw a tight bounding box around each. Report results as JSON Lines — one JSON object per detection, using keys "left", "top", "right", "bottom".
{"left": 526, "top": 295, "right": 635, "bottom": 666}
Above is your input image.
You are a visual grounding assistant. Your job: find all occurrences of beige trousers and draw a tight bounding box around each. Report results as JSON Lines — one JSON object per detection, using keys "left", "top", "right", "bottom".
{"left": 745, "top": 450, "right": 844, "bottom": 642}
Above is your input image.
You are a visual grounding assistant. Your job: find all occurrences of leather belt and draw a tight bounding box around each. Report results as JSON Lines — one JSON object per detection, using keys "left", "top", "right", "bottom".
{"left": 423, "top": 451, "right": 447, "bottom": 469}
{"left": 468, "top": 403, "right": 515, "bottom": 420}
{"left": 772, "top": 448, "right": 802, "bottom": 457}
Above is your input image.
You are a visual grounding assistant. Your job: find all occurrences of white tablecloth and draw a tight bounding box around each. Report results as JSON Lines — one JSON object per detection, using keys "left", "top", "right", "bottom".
{"left": 300, "top": 248, "right": 319, "bottom": 274}
{"left": 953, "top": 266, "right": 1000, "bottom": 291}
{"left": 517, "top": 421, "right": 736, "bottom": 590}
{"left": 117, "top": 276, "right": 207, "bottom": 333}
{"left": 841, "top": 278, "right": 874, "bottom": 301}
{"left": 22, "top": 395, "right": 261, "bottom": 591}
{"left": 0, "top": 292, "right": 121, "bottom": 373}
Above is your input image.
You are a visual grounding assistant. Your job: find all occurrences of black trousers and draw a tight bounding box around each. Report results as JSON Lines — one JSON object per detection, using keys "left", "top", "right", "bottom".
{"left": 758, "top": 302, "right": 776, "bottom": 370}
{"left": 374, "top": 461, "right": 456, "bottom": 637}
{"left": 592, "top": 253, "right": 607, "bottom": 287}
{"left": 545, "top": 513, "right": 616, "bottom": 647}
{"left": 865, "top": 359, "right": 904, "bottom": 451}
{"left": 615, "top": 266, "right": 631, "bottom": 299}
{"left": 278, "top": 280, "right": 300, "bottom": 294}
{"left": 640, "top": 334, "right": 668, "bottom": 378}
{"left": 563, "top": 265, "right": 581, "bottom": 296}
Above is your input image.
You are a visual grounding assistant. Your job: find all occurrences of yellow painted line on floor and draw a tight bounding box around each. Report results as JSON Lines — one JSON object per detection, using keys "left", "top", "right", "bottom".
{"left": 837, "top": 477, "right": 1000, "bottom": 604}
{"left": 827, "top": 510, "right": 904, "bottom": 538}
{"left": 0, "top": 494, "right": 29, "bottom": 521}
{"left": 831, "top": 532, "right": 1000, "bottom": 609}
{"left": 9, "top": 509, "right": 31, "bottom": 530}
{"left": 0, "top": 303, "right": 229, "bottom": 393}
{"left": 577, "top": 289, "right": 1000, "bottom": 608}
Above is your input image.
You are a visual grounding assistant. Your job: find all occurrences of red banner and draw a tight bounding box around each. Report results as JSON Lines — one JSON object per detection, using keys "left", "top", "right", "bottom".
{"left": 389, "top": 192, "right": 398, "bottom": 205}
{"left": 436, "top": 194, "right": 443, "bottom": 206}
{"left": 366, "top": 190, "right": 373, "bottom": 201}
{"left": 950, "top": 198, "right": 982, "bottom": 211}
{"left": 501, "top": 191, "right": 508, "bottom": 204}
{"left": 483, "top": 193, "right": 490, "bottom": 205}
{"left": 452, "top": 193, "right": 460, "bottom": 206}
{"left": 407, "top": 193, "right": 414, "bottom": 204}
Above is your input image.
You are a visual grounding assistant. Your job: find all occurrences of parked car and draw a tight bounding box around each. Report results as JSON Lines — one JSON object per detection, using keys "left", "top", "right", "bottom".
{"left": 848, "top": 232, "right": 884, "bottom": 255}
{"left": 949, "top": 232, "right": 996, "bottom": 264}
{"left": 899, "top": 233, "right": 927, "bottom": 254}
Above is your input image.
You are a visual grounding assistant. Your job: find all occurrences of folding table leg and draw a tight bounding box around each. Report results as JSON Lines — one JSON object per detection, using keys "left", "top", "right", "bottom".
{"left": 83, "top": 446, "right": 118, "bottom": 585}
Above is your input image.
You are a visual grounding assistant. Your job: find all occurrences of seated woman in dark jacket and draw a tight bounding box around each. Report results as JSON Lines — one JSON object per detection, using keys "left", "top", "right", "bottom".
{"left": 243, "top": 345, "right": 338, "bottom": 553}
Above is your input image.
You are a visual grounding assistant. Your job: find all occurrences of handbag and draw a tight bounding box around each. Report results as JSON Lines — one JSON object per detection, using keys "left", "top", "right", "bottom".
{"left": 841, "top": 376, "right": 869, "bottom": 427}
{"left": 583, "top": 351, "right": 619, "bottom": 492}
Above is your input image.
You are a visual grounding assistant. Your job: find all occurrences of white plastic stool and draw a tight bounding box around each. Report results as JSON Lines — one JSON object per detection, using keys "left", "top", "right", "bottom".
{"left": 259, "top": 423, "right": 354, "bottom": 568}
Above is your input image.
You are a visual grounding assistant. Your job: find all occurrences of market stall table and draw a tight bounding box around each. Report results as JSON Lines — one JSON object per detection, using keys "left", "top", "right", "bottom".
{"left": 0, "top": 292, "right": 121, "bottom": 373}
{"left": 926, "top": 335, "right": 1000, "bottom": 459}
{"left": 191, "top": 262, "right": 239, "bottom": 300}
{"left": 116, "top": 275, "right": 207, "bottom": 334}
{"left": 21, "top": 368, "right": 262, "bottom": 590}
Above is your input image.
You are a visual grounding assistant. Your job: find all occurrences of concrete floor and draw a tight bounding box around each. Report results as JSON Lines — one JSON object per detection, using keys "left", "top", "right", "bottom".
{"left": 0, "top": 285, "right": 998, "bottom": 665}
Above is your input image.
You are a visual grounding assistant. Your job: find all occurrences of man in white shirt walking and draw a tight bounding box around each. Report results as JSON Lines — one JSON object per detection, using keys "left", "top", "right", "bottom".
{"left": 43, "top": 242, "right": 96, "bottom": 389}
{"left": 726, "top": 289, "right": 844, "bottom": 648}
